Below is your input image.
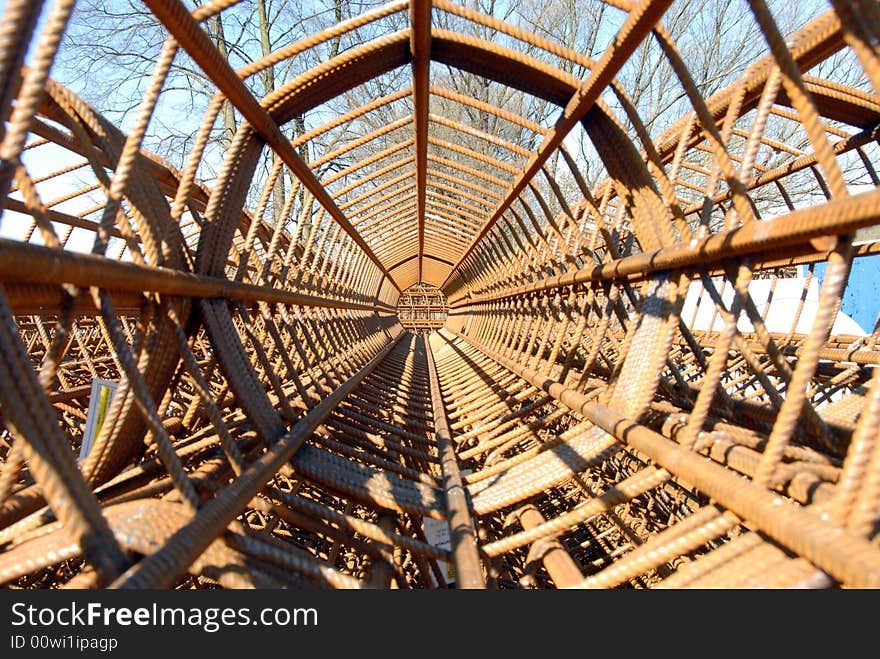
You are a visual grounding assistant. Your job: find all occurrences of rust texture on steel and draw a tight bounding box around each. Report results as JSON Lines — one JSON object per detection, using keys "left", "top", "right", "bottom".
{"left": 0, "top": 0, "right": 878, "bottom": 589}
{"left": 397, "top": 283, "right": 448, "bottom": 333}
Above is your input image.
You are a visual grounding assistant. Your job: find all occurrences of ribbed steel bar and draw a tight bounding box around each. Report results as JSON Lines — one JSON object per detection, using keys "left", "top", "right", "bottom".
{"left": 450, "top": 189, "right": 880, "bottom": 307}
{"left": 411, "top": 0, "right": 431, "bottom": 283}
{"left": 423, "top": 334, "right": 484, "bottom": 588}
{"left": 455, "top": 329, "right": 880, "bottom": 587}
{"left": 440, "top": 0, "right": 676, "bottom": 289}
{"left": 140, "top": 0, "right": 401, "bottom": 293}
{"left": 114, "top": 331, "right": 403, "bottom": 588}
{"left": 0, "top": 239, "right": 394, "bottom": 312}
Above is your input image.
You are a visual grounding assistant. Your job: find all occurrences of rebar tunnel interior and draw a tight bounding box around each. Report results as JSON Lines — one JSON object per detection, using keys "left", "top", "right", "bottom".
{"left": 1, "top": 0, "right": 879, "bottom": 589}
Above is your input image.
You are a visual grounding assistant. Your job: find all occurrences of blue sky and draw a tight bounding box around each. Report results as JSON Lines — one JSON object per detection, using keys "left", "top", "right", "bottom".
{"left": 817, "top": 252, "right": 880, "bottom": 334}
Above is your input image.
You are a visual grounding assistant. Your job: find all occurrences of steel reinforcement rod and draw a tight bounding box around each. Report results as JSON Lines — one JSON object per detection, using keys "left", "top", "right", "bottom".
{"left": 449, "top": 186, "right": 880, "bottom": 306}
{"left": 513, "top": 504, "right": 583, "bottom": 588}
{"left": 453, "top": 330, "right": 880, "bottom": 588}
{"left": 411, "top": 0, "right": 430, "bottom": 283}
{"left": 141, "top": 0, "right": 401, "bottom": 294}
{"left": 423, "top": 334, "right": 484, "bottom": 588}
{"left": 0, "top": 238, "right": 396, "bottom": 313}
{"left": 440, "top": 0, "right": 675, "bottom": 291}
{"left": 112, "top": 331, "right": 403, "bottom": 589}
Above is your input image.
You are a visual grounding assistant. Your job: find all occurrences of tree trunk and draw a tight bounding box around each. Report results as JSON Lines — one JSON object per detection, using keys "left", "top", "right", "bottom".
{"left": 208, "top": 13, "right": 237, "bottom": 147}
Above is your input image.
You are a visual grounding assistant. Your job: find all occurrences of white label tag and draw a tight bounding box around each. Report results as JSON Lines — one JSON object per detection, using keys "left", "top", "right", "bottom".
{"left": 425, "top": 469, "right": 473, "bottom": 586}
{"left": 80, "top": 378, "right": 117, "bottom": 462}
{"left": 424, "top": 517, "right": 452, "bottom": 583}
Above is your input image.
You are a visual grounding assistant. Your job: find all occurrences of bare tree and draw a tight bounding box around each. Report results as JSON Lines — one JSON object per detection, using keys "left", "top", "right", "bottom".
{"left": 54, "top": 0, "right": 860, "bottom": 245}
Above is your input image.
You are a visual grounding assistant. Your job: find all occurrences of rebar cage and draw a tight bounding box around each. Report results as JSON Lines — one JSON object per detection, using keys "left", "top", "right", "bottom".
{"left": 0, "top": 0, "right": 878, "bottom": 589}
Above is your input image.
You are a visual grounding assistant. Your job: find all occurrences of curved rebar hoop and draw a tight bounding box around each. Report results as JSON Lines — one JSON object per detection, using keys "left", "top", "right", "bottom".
{"left": 0, "top": 0, "right": 878, "bottom": 589}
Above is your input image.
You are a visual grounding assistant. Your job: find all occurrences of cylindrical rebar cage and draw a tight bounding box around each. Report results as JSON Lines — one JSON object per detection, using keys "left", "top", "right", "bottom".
{"left": 0, "top": 0, "right": 878, "bottom": 589}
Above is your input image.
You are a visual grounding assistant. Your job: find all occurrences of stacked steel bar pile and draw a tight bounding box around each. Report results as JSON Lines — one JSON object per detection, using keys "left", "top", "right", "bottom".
{"left": 0, "top": 0, "right": 878, "bottom": 588}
